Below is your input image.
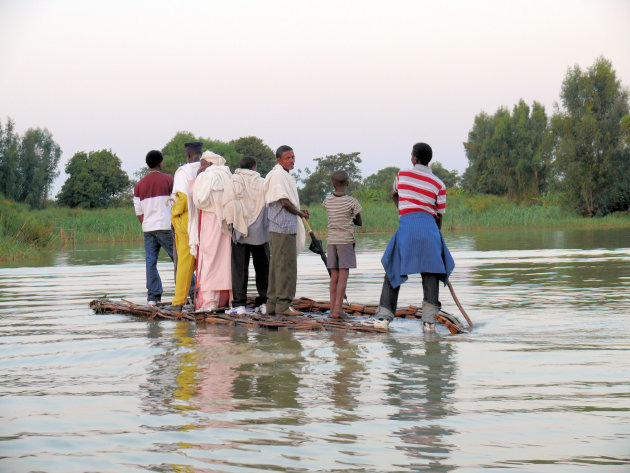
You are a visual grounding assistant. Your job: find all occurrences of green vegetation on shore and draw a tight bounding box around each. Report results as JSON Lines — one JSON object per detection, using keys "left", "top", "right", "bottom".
{"left": 0, "top": 199, "right": 139, "bottom": 260}
{"left": 3, "top": 194, "right": 629, "bottom": 262}
{"left": 307, "top": 192, "right": 630, "bottom": 235}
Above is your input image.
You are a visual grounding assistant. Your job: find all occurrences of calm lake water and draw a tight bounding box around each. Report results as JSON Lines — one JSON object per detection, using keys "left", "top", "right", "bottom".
{"left": 1, "top": 227, "right": 629, "bottom": 472}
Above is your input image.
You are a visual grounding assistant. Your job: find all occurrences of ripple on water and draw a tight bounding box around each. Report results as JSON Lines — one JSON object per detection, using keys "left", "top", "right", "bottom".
{"left": 1, "top": 231, "right": 629, "bottom": 472}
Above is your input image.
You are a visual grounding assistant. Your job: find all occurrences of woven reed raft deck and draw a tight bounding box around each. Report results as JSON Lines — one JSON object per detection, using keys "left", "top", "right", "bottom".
{"left": 89, "top": 296, "right": 468, "bottom": 334}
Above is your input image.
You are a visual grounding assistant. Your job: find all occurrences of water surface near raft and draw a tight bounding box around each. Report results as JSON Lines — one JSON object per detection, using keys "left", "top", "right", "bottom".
{"left": 1, "top": 228, "right": 629, "bottom": 472}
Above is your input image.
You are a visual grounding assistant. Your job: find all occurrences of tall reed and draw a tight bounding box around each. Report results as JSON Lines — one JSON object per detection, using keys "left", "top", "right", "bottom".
{"left": 307, "top": 194, "right": 630, "bottom": 235}
{"left": 2, "top": 194, "right": 629, "bottom": 262}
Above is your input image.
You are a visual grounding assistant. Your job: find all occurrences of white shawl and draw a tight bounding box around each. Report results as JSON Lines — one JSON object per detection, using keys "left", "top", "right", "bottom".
{"left": 172, "top": 162, "right": 200, "bottom": 240}
{"left": 172, "top": 162, "right": 200, "bottom": 196}
{"left": 263, "top": 163, "right": 305, "bottom": 253}
{"left": 231, "top": 168, "right": 266, "bottom": 237}
{"left": 189, "top": 152, "right": 234, "bottom": 255}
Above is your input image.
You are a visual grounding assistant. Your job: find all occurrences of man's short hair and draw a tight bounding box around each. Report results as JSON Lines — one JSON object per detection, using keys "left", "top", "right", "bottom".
{"left": 146, "top": 150, "right": 163, "bottom": 168}
{"left": 186, "top": 150, "right": 202, "bottom": 160}
{"left": 275, "top": 145, "right": 293, "bottom": 159}
{"left": 412, "top": 142, "right": 433, "bottom": 165}
{"left": 331, "top": 170, "right": 349, "bottom": 187}
{"left": 240, "top": 156, "right": 257, "bottom": 170}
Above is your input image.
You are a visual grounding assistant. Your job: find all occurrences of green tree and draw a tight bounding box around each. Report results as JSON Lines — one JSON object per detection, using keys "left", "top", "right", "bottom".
{"left": 57, "top": 149, "right": 131, "bottom": 208}
{"left": 430, "top": 161, "right": 460, "bottom": 188}
{"left": 17, "top": 128, "right": 62, "bottom": 207}
{"left": 463, "top": 100, "right": 552, "bottom": 200}
{"left": 462, "top": 110, "right": 508, "bottom": 195}
{"left": 159, "top": 131, "right": 199, "bottom": 176}
{"left": 152, "top": 131, "right": 244, "bottom": 178}
{"left": 552, "top": 57, "right": 630, "bottom": 216}
{"left": 230, "top": 136, "right": 276, "bottom": 176}
{"left": 359, "top": 166, "right": 400, "bottom": 202}
{"left": 0, "top": 118, "right": 20, "bottom": 199}
{"left": 299, "top": 152, "right": 363, "bottom": 205}
{"left": 204, "top": 139, "right": 242, "bottom": 170}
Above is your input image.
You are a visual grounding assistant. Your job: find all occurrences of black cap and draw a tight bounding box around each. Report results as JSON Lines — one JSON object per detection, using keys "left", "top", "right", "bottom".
{"left": 184, "top": 141, "right": 203, "bottom": 153}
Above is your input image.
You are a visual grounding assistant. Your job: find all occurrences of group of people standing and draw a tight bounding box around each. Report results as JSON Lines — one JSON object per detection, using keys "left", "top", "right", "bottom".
{"left": 133, "top": 141, "right": 454, "bottom": 332}
{"left": 133, "top": 142, "right": 315, "bottom": 317}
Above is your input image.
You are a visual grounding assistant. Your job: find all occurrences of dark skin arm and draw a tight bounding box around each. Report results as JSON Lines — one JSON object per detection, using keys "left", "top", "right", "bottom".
{"left": 392, "top": 191, "right": 399, "bottom": 206}
{"left": 353, "top": 212, "right": 362, "bottom": 226}
{"left": 137, "top": 214, "right": 144, "bottom": 224}
{"left": 279, "top": 198, "right": 309, "bottom": 219}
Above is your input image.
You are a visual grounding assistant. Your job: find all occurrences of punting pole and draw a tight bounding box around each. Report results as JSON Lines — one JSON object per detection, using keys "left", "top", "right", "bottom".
{"left": 448, "top": 281, "right": 473, "bottom": 329}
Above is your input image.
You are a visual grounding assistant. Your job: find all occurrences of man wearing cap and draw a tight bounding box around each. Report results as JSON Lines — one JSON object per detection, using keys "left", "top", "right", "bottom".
{"left": 134, "top": 150, "right": 175, "bottom": 306}
{"left": 166, "top": 141, "right": 202, "bottom": 311}
{"left": 263, "top": 145, "right": 309, "bottom": 316}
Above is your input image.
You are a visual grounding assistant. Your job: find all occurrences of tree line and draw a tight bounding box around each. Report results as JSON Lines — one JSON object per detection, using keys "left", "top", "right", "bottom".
{"left": 462, "top": 56, "right": 630, "bottom": 217}
{"left": 2, "top": 57, "right": 627, "bottom": 217}
{"left": 0, "top": 120, "right": 61, "bottom": 208}
{"left": 0, "top": 123, "right": 406, "bottom": 210}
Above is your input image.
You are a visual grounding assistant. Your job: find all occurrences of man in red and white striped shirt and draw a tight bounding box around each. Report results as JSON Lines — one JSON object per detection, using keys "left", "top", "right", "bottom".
{"left": 362, "top": 142, "right": 454, "bottom": 333}
{"left": 393, "top": 148, "right": 446, "bottom": 226}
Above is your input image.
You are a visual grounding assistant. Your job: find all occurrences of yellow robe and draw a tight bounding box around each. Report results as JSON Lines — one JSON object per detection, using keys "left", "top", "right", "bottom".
{"left": 171, "top": 192, "right": 196, "bottom": 305}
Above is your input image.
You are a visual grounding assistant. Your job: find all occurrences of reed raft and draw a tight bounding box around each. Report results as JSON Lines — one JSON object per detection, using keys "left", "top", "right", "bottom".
{"left": 89, "top": 296, "right": 467, "bottom": 334}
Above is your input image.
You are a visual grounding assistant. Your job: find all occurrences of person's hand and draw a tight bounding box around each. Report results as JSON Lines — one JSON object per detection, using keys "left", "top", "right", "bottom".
{"left": 300, "top": 209, "right": 310, "bottom": 219}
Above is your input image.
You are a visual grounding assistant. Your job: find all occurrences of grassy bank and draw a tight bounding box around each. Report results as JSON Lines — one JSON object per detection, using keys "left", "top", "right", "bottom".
{"left": 40, "top": 205, "right": 139, "bottom": 241}
{"left": 306, "top": 193, "right": 630, "bottom": 234}
{"left": 2, "top": 195, "right": 630, "bottom": 262}
{"left": 1, "top": 200, "right": 140, "bottom": 260}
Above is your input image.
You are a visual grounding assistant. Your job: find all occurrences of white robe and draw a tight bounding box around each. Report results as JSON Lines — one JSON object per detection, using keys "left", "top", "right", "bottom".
{"left": 189, "top": 153, "right": 234, "bottom": 256}
{"left": 231, "top": 168, "right": 266, "bottom": 237}
{"left": 263, "top": 163, "right": 306, "bottom": 253}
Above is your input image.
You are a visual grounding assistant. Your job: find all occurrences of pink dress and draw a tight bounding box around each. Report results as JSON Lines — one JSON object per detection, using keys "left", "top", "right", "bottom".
{"left": 195, "top": 211, "right": 232, "bottom": 309}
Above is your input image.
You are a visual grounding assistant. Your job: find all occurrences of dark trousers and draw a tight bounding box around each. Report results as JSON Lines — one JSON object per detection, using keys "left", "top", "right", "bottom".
{"left": 378, "top": 272, "right": 441, "bottom": 319}
{"left": 231, "top": 241, "right": 270, "bottom": 307}
{"left": 143, "top": 230, "right": 174, "bottom": 302}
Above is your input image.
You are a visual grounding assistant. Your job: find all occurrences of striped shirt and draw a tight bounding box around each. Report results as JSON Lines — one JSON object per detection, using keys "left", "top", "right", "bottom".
{"left": 268, "top": 201, "right": 297, "bottom": 234}
{"left": 394, "top": 164, "right": 446, "bottom": 217}
{"left": 322, "top": 193, "right": 362, "bottom": 244}
{"left": 133, "top": 171, "right": 174, "bottom": 232}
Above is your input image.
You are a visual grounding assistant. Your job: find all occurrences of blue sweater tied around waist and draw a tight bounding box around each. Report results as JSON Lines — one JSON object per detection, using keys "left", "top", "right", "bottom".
{"left": 381, "top": 211, "right": 455, "bottom": 288}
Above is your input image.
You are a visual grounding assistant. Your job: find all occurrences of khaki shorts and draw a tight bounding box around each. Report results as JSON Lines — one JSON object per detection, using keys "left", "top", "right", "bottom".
{"left": 326, "top": 243, "right": 356, "bottom": 269}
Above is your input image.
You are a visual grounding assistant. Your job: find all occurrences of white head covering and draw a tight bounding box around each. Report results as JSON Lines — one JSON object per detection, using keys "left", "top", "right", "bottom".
{"left": 189, "top": 153, "right": 233, "bottom": 253}
{"left": 201, "top": 150, "right": 226, "bottom": 166}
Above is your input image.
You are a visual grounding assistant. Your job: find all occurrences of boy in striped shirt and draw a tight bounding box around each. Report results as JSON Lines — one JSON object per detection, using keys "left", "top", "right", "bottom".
{"left": 322, "top": 171, "right": 362, "bottom": 319}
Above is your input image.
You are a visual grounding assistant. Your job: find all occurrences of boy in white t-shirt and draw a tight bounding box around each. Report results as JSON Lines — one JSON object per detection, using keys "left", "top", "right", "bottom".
{"left": 321, "top": 171, "right": 362, "bottom": 319}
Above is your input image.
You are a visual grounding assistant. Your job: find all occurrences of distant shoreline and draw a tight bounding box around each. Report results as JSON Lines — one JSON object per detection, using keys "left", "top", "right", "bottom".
{"left": 2, "top": 197, "right": 629, "bottom": 263}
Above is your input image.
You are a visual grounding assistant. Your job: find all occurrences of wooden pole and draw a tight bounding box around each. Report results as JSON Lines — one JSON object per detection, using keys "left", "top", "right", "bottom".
{"left": 448, "top": 281, "right": 473, "bottom": 329}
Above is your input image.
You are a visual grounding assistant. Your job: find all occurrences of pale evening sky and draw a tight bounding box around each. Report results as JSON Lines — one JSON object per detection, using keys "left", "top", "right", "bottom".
{"left": 1, "top": 0, "right": 629, "bottom": 196}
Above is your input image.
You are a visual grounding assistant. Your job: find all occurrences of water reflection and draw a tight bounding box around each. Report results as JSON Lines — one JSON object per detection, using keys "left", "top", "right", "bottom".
{"left": 385, "top": 334, "right": 457, "bottom": 471}
{"left": 137, "top": 317, "right": 463, "bottom": 471}
{"left": 464, "top": 226, "right": 630, "bottom": 251}
{"left": 1, "top": 228, "right": 629, "bottom": 472}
